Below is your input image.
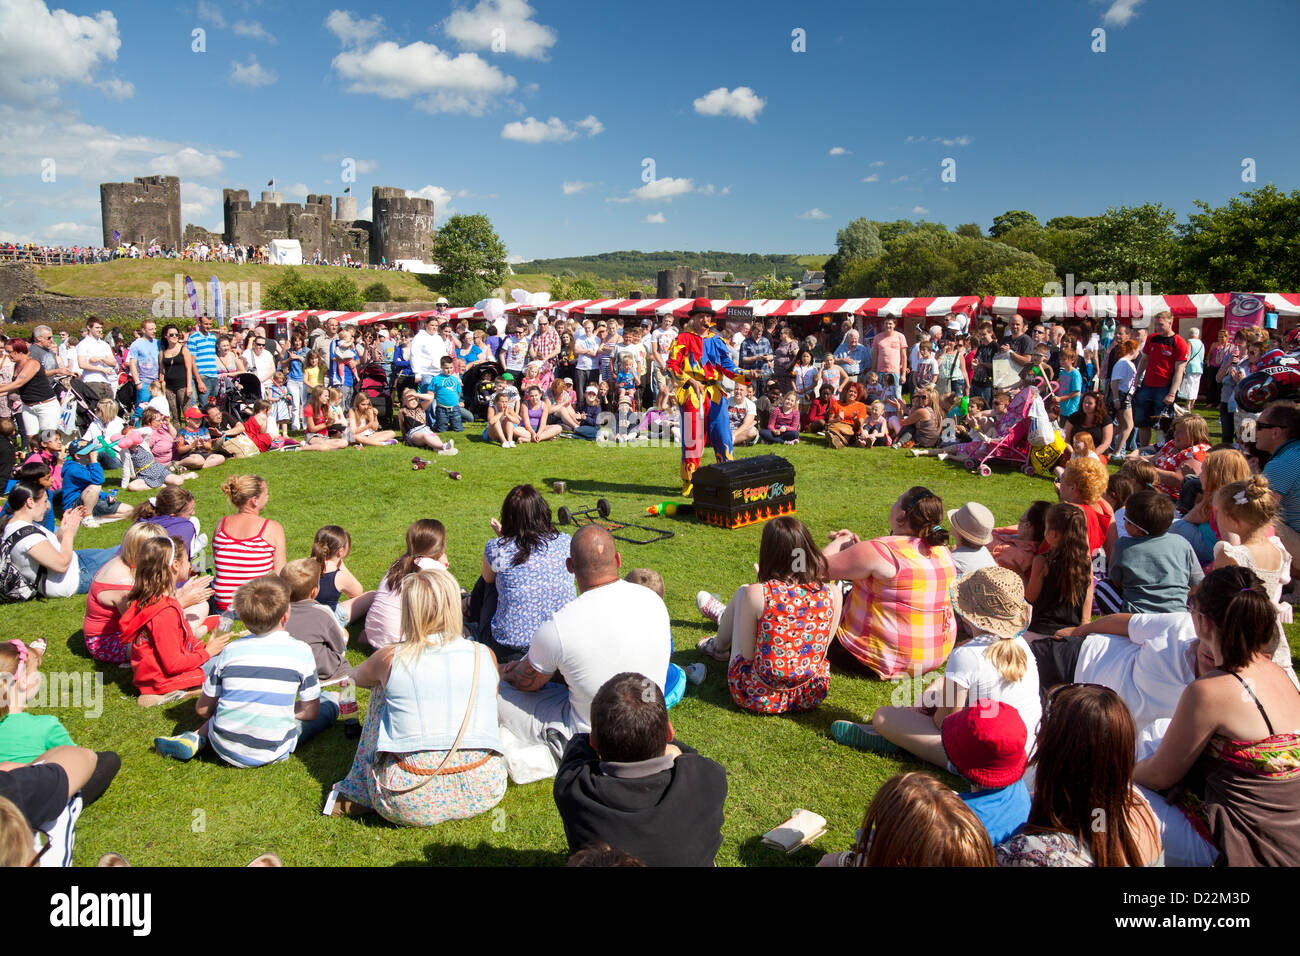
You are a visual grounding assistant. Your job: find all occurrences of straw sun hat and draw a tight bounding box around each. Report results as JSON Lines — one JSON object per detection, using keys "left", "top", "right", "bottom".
{"left": 950, "top": 566, "right": 1030, "bottom": 639}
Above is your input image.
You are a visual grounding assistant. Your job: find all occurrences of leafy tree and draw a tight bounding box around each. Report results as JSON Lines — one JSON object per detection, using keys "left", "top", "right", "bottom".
{"left": 750, "top": 273, "right": 796, "bottom": 298}
{"left": 975, "top": 263, "right": 1059, "bottom": 297}
{"left": 1076, "top": 203, "right": 1178, "bottom": 290}
{"left": 567, "top": 278, "right": 600, "bottom": 299}
{"left": 432, "top": 214, "right": 508, "bottom": 290}
{"left": 955, "top": 222, "right": 983, "bottom": 238}
{"left": 263, "top": 269, "right": 363, "bottom": 310}
{"left": 1176, "top": 185, "right": 1300, "bottom": 291}
{"left": 989, "top": 210, "right": 1040, "bottom": 238}
{"left": 548, "top": 275, "right": 570, "bottom": 301}
{"left": 440, "top": 275, "right": 494, "bottom": 307}
{"left": 362, "top": 281, "right": 392, "bottom": 301}
{"left": 824, "top": 218, "right": 884, "bottom": 288}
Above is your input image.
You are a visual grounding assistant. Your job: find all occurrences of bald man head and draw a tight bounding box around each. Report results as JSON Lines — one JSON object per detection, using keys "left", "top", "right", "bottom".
{"left": 568, "top": 524, "right": 622, "bottom": 590}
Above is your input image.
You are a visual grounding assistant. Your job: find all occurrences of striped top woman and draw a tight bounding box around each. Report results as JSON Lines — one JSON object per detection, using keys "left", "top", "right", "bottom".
{"left": 211, "top": 475, "right": 285, "bottom": 611}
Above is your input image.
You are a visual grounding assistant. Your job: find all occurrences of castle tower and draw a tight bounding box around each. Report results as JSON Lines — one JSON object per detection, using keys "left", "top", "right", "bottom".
{"left": 370, "top": 186, "right": 435, "bottom": 265}
{"left": 100, "top": 175, "right": 182, "bottom": 249}
{"left": 335, "top": 195, "right": 357, "bottom": 221}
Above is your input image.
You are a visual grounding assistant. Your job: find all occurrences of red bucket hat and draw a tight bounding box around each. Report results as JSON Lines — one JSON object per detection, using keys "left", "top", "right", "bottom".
{"left": 687, "top": 297, "right": 715, "bottom": 317}
{"left": 940, "top": 700, "right": 1027, "bottom": 789}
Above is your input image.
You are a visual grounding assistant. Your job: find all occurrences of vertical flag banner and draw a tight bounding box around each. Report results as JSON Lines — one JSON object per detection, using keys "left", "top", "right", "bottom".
{"left": 112, "top": 230, "right": 120, "bottom": 243}
{"left": 184, "top": 275, "right": 199, "bottom": 319}
{"left": 1225, "top": 292, "right": 1266, "bottom": 336}
{"left": 209, "top": 275, "right": 223, "bottom": 326}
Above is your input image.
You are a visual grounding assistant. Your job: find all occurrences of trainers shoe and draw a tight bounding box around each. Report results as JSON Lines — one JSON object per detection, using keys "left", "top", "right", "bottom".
{"left": 696, "top": 590, "right": 725, "bottom": 624}
{"left": 154, "top": 731, "right": 202, "bottom": 761}
{"left": 81, "top": 516, "right": 101, "bottom": 528}
{"left": 438, "top": 446, "right": 459, "bottom": 455}
{"left": 685, "top": 663, "right": 707, "bottom": 685}
{"left": 830, "top": 720, "right": 900, "bottom": 755}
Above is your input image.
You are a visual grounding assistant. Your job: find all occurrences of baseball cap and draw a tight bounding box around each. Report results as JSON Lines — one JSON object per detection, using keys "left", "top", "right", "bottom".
{"left": 184, "top": 406, "right": 203, "bottom": 420}
{"left": 585, "top": 384, "right": 598, "bottom": 394}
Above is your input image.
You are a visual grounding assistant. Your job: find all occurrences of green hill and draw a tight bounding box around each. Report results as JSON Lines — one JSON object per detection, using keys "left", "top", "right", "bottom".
{"left": 519, "top": 251, "right": 828, "bottom": 283}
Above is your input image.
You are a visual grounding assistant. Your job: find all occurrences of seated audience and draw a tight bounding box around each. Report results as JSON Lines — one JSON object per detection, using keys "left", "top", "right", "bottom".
{"left": 553, "top": 672, "right": 726, "bottom": 867}
{"left": 498, "top": 525, "right": 670, "bottom": 760}
{"left": 329, "top": 568, "right": 505, "bottom": 826}
{"left": 1097, "top": 489, "right": 1203, "bottom": 615}
{"left": 819, "top": 771, "right": 995, "bottom": 867}
{"left": 948, "top": 502, "right": 997, "bottom": 576}
{"left": 1146, "top": 413, "right": 1210, "bottom": 502}
{"left": 310, "top": 525, "right": 375, "bottom": 627}
{"left": 1169, "top": 448, "right": 1249, "bottom": 565}
{"left": 361, "top": 519, "right": 448, "bottom": 651}
{"left": 1134, "top": 567, "right": 1300, "bottom": 866}
{"left": 941, "top": 700, "right": 1031, "bottom": 845}
{"left": 154, "top": 575, "right": 337, "bottom": 765}
{"left": 212, "top": 475, "right": 287, "bottom": 612}
{"left": 1026, "top": 504, "right": 1094, "bottom": 639}
{"left": 989, "top": 500, "right": 1050, "bottom": 583}
{"left": 282, "top": 558, "right": 353, "bottom": 685}
{"left": 822, "top": 486, "right": 957, "bottom": 679}
{"left": 0, "top": 482, "right": 117, "bottom": 599}
{"left": 996, "top": 683, "right": 1162, "bottom": 867}
{"left": 695, "top": 517, "right": 842, "bottom": 714}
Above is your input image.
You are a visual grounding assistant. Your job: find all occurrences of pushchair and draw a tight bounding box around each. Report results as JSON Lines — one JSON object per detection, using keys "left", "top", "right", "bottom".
{"left": 462, "top": 361, "right": 505, "bottom": 416}
{"left": 964, "top": 381, "right": 1065, "bottom": 477}
{"left": 357, "top": 362, "right": 392, "bottom": 425}
{"left": 220, "top": 372, "right": 263, "bottom": 422}
{"left": 61, "top": 377, "right": 102, "bottom": 434}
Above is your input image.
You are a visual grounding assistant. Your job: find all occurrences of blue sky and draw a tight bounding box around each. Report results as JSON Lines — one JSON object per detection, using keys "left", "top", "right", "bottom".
{"left": 2, "top": 0, "right": 1297, "bottom": 261}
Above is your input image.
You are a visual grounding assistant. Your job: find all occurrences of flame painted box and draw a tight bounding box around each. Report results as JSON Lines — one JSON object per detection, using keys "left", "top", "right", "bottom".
{"left": 692, "top": 455, "right": 796, "bottom": 529}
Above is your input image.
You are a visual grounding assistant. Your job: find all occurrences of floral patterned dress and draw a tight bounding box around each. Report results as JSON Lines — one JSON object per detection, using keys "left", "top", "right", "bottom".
{"left": 728, "top": 581, "right": 836, "bottom": 714}
{"left": 1151, "top": 440, "right": 1210, "bottom": 499}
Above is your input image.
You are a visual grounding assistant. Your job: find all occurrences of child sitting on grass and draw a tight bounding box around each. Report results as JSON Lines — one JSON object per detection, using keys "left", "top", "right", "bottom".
{"left": 804, "top": 384, "right": 833, "bottom": 434}
{"left": 624, "top": 568, "right": 703, "bottom": 709}
{"left": 154, "top": 575, "right": 337, "bottom": 765}
{"left": 1096, "top": 488, "right": 1203, "bottom": 615}
{"left": 552, "top": 672, "right": 726, "bottom": 867}
{"left": 948, "top": 502, "right": 997, "bottom": 577}
{"left": 1025, "top": 503, "right": 1094, "bottom": 640}
{"left": 61, "top": 439, "right": 131, "bottom": 528}
{"left": 0, "top": 639, "right": 73, "bottom": 763}
{"left": 122, "top": 537, "right": 229, "bottom": 707}
{"left": 861, "top": 401, "right": 890, "bottom": 447}
{"left": 989, "top": 500, "right": 1051, "bottom": 584}
{"left": 310, "top": 525, "right": 375, "bottom": 627}
{"left": 282, "top": 558, "right": 353, "bottom": 686}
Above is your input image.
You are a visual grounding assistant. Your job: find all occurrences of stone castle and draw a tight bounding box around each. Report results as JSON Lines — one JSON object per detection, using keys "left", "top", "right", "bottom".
{"left": 100, "top": 176, "right": 436, "bottom": 265}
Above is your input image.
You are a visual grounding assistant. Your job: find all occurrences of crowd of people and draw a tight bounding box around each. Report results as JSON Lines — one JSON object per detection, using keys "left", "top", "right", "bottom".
{"left": 0, "top": 241, "right": 416, "bottom": 270}
{"left": 0, "top": 299, "right": 1298, "bottom": 868}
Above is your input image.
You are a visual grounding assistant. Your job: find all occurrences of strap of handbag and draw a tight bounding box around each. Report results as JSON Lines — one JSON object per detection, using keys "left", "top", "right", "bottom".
{"left": 372, "top": 643, "right": 482, "bottom": 797}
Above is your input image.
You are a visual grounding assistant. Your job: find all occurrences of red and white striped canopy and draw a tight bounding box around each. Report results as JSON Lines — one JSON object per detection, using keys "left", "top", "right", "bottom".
{"left": 981, "top": 293, "right": 1300, "bottom": 320}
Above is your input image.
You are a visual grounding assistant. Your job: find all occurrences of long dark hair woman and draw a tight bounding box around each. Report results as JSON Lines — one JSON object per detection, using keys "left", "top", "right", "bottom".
{"left": 821, "top": 486, "right": 957, "bottom": 679}
{"left": 1134, "top": 566, "right": 1300, "bottom": 866}
{"left": 468, "top": 484, "right": 577, "bottom": 662}
{"left": 997, "top": 683, "right": 1162, "bottom": 867}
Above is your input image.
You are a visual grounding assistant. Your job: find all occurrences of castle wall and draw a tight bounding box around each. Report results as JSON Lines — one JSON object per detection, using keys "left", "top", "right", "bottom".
{"left": 370, "top": 186, "right": 435, "bottom": 265}
{"left": 100, "top": 176, "right": 182, "bottom": 249}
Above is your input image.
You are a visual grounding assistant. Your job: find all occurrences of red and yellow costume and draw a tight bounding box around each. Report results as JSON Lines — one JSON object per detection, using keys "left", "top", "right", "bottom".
{"left": 668, "top": 306, "right": 744, "bottom": 495}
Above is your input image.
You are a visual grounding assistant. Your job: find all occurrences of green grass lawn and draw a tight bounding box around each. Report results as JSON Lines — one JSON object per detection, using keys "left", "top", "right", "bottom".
{"left": 32, "top": 262, "right": 556, "bottom": 303}
{"left": 12, "top": 434, "right": 1298, "bottom": 866}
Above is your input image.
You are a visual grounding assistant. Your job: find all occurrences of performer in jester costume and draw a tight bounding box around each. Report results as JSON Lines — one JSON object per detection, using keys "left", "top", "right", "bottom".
{"left": 667, "top": 298, "right": 746, "bottom": 495}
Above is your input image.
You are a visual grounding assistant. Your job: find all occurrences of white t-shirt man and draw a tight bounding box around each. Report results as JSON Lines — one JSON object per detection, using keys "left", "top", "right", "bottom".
{"left": 409, "top": 328, "right": 445, "bottom": 380}
{"left": 76, "top": 336, "right": 115, "bottom": 385}
{"left": 526, "top": 578, "right": 671, "bottom": 732}
{"left": 1074, "top": 612, "right": 1197, "bottom": 730}
{"left": 945, "top": 633, "right": 1042, "bottom": 755}
{"left": 2, "top": 521, "right": 78, "bottom": 598}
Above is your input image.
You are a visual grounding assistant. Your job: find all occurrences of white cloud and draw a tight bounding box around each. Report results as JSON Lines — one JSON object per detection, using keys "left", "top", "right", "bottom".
{"left": 692, "top": 86, "right": 765, "bottom": 122}
{"left": 148, "top": 146, "right": 225, "bottom": 178}
{"left": 906, "top": 134, "right": 973, "bottom": 147}
{"left": 197, "top": 0, "right": 225, "bottom": 28}
{"left": 324, "top": 10, "right": 384, "bottom": 47}
{"left": 523, "top": 82, "right": 539, "bottom": 96}
{"left": 444, "top": 0, "right": 557, "bottom": 60}
{"left": 502, "top": 115, "right": 602, "bottom": 142}
{"left": 230, "top": 55, "right": 278, "bottom": 87}
{"left": 562, "top": 181, "right": 592, "bottom": 195}
{"left": 890, "top": 175, "right": 910, "bottom": 183}
{"left": 406, "top": 185, "right": 453, "bottom": 207}
{"left": 0, "top": 0, "right": 125, "bottom": 105}
{"left": 798, "top": 208, "right": 830, "bottom": 220}
{"left": 355, "top": 159, "right": 378, "bottom": 173}
{"left": 180, "top": 183, "right": 222, "bottom": 221}
{"left": 721, "top": 185, "right": 732, "bottom": 195}
{"left": 233, "top": 20, "right": 277, "bottom": 43}
{"left": 633, "top": 177, "right": 693, "bottom": 201}
{"left": 861, "top": 174, "right": 879, "bottom": 183}
{"left": 575, "top": 115, "right": 604, "bottom": 137}
{"left": 912, "top": 205, "right": 929, "bottom": 215}
{"left": 644, "top": 212, "right": 666, "bottom": 224}
{"left": 829, "top": 146, "right": 849, "bottom": 156}
{"left": 359, "top": 204, "right": 373, "bottom": 220}
{"left": 98, "top": 77, "right": 134, "bottom": 100}
{"left": 506, "top": 254, "right": 530, "bottom": 264}
{"left": 1098, "top": 0, "right": 1145, "bottom": 26}
{"left": 502, "top": 116, "right": 574, "bottom": 142}
{"left": 46, "top": 221, "right": 94, "bottom": 238}
{"left": 869, "top": 160, "right": 885, "bottom": 167}
{"left": 286, "top": 182, "right": 311, "bottom": 198}
{"left": 331, "top": 39, "right": 516, "bottom": 115}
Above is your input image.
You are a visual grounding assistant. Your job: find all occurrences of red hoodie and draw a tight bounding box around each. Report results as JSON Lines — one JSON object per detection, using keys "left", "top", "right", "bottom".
{"left": 121, "top": 596, "right": 210, "bottom": 696}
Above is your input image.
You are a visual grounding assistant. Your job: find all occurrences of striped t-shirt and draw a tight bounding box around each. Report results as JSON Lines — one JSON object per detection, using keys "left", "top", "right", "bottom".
{"left": 203, "top": 630, "right": 319, "bottom": 768}
{"left": 187, "top": 330, "right": 219, "bottom": 376}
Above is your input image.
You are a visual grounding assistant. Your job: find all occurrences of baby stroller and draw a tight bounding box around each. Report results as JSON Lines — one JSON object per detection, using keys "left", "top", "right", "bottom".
{"left": 61, "top": 377, "right": 102, "bottom": 434}
{"left": 357, "top": 362, "right": 391, "bottom": 425}
{"left": 221, "top": 372, "right": 263, "bottom": 422}
{"left": 462, "top": 361, "right": 505, "bottom": 416}
{"left": 965, "top": 381, "right": 1065, "bottom": 477}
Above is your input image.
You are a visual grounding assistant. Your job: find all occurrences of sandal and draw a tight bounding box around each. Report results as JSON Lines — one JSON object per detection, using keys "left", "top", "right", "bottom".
{"left": 830, "top": 720, "right": 901, "bottom": 755}
{"left": 696, "top": 636, "right": 729, "bottom": 662}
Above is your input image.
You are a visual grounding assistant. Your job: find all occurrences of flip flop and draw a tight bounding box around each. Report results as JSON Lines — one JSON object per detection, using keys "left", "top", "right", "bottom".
{"left": 695, "top": 636, "right": 729, "bottom": 662}
{"left": 830, "top": 720, "right": 900, "bottom": 755}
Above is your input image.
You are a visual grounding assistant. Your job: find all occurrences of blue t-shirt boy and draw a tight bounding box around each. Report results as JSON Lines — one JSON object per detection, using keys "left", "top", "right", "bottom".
{"left": 430, "top": 369, "right": 463, "bottom": 409}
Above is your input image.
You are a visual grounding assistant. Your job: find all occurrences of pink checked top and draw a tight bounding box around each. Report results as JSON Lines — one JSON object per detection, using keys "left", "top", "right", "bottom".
{"left": 835, "top": 535, "right": 957, "bottom": 679}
